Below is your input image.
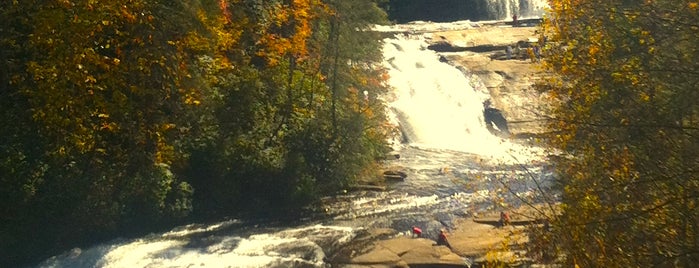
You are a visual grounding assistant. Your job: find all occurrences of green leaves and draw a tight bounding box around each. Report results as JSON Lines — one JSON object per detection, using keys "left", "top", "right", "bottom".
{"left": 541, "top": 0, "right": 699, "bottom": 266}
{"left": 1, "top": 0, "right": 394, "bottom": 265}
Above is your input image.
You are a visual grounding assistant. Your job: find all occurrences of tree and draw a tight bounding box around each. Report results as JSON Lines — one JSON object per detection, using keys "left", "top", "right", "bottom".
{"left": 0, "top": 0, "right": 210, "bottom": 265}
{"left": 184, "top": 0, "right": 394, "bottom": 216}
{"left": 0, "top": 0, "right": 394, "bottom": 265}
{"left": 539, "top": 0, "right": 699, "bottom": 266}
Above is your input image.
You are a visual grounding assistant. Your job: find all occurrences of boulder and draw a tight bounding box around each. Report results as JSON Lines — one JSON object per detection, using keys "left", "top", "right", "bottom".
{"left": 483, "top": 107, "right": 510, "bottom": 136}
{"left": 351, "top": 248, "right": 404, "bottom": 266}
{"left": 345, "top": 236, "right": 467, "bottom": 267}
{"left": 383, "top": 170, "right": 407, "bottom": 181}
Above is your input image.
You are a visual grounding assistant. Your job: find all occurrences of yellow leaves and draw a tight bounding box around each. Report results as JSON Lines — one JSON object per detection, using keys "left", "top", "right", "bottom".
{"left": 100, "top": 122, "right": 118, "bottom": 131}
{"left": 85, "top": 75, "right": 97, "bottom": 83}
{"left": 689, "top": 2, "right": 698, "bottom": 10}
{"left": 214, "top": 29, "right": 241, "bottom": 50}
{"left": 162, "top": 123, "right": 177, "bottom": 131}
{"left": 120, "top": 5, "right": 137, "bottom": 23}
{"left": 184, "top": 92, "right": 201, "bottom": 106}
{"left": 155, "top": 131, "right": 175, "bottom": 165}
{"left": 183, "top": 31, "right": 212, "bottom": 53}
{"left": 94, "top": 111, "right": 118, "bottom": 132}
{"left": 639, "top": 92, "right": 650, "bottom": 102}
{"left": 588, "top": 45, "right": 600, "bottom": 58}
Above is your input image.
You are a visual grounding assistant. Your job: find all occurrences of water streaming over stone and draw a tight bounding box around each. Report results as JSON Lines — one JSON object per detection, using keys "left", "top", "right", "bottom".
{"left": 37, "top": 16, "right": 553, "bottom": 268}
{"left": 485, "top": 0, "right": 548, "bottom": 19}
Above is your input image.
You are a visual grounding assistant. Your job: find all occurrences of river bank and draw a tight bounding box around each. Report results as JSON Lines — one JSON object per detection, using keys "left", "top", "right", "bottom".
{"left": 330, "top": 22, "right": 553, "bottom": 267}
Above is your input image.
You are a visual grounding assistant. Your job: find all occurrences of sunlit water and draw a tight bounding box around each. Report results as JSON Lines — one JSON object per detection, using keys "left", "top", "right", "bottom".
{"left": 484, "top": 0, "right": 548, "bottom": 19}
{"left": 38, "top": 20, "right": 554, "bottom": 268}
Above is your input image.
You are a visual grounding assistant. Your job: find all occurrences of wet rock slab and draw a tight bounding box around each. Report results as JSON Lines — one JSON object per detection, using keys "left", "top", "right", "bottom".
{"left": 332, "top": 233, "right": 467, "bottom": 267}
{"left": 332, "top": 22, "right": 554, "bottom": 268}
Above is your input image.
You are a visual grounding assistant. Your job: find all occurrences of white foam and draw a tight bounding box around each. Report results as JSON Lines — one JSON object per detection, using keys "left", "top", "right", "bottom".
{"left": 39, "top": 224, "right": 356, "bottom": 268}
{"left": 383, "top": 35, "right": 544, "bottom": 164}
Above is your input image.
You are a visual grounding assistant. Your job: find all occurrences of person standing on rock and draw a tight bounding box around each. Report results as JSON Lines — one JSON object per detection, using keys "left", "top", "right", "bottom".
{"left": 499, "top": 211, "right": 511, "bottom": 227}
{"left": 533, "top": 45, "right": 541, "bottom": 61}
{"left": 527, "top": 47, "right": 536, "bottom": 62}
{"left": 412, "top": 226, "right": 423, "bottom": 238}
{"left": 437, "top": 229, "right": 452, "bottom": 249}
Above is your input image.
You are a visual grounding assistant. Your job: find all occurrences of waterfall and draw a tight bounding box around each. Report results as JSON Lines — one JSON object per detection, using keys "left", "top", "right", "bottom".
{"left": 381, "top": 33, "right": 542, "bottom": 164}
{"left": 384, "top": 36, "right": 490, "bottom": 149}
{"left": 485, "top": 0, "right": 548, "bottom": 19}
{"left": 35, "top": 16, "right": 550, "bottom": 268}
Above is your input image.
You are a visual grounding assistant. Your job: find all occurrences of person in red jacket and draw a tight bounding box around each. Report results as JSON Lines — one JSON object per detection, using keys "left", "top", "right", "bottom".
{"left": 412, "top": 226, "right": 422, "bottom": 238}
{"left": 437, "top": 229, "right": 452, "bottom": 249}
{"left": 499, "top": 211, "right": 511, "bottom": 227}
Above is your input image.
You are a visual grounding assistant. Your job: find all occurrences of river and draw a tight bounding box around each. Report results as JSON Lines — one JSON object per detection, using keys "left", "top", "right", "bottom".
{"left": 36, "top": 14, "right": 553, "bottom": 268}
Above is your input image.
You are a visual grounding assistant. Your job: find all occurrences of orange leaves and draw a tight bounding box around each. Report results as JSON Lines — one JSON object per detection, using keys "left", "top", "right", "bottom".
{"left": 219, "top": 0, "right": 232, "bottom": 22}
{"left": 256, "top": 0, "right": 327, "bottom": 65}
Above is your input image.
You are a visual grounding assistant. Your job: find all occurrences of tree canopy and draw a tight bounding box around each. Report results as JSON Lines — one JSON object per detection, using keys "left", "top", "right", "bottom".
{"left": 539, "top": 0, "right": 699, "bottom": 266}
{"left": 0, "top": 0, "right": 392, "bottom": 266}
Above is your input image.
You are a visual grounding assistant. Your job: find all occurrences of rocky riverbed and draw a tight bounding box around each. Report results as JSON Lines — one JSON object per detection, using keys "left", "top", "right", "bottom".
{"left": 433, "top": 23, "right": 550, "bottom": 139}
{"left": 330, "top": 23, "right": 553, "bottom": 268}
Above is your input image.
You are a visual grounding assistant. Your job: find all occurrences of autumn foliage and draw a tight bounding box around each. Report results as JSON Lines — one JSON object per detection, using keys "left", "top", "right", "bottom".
{"left": 539, "top": 0, "right": 699, "bottom": 266}
{"left": 0, "top": 0, "right": 390, "bottom": 266}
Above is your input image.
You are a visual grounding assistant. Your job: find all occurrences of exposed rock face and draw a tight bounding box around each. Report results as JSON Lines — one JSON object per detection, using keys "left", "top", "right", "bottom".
{"left": 357, "top": 238, "right": 463, "bottom": 265}
{"left": 484, "top": 106, "right": 510, "bottom": 137}
{"left": 426, "top": 24, "right": 550, "bottom": 140}
{"left": 431, "top": 24, "right": 551, "bottom": 264}
{"left": 331, "top": 234, "right": 467, "bottom": 267}
{"left": 334, "top": 23, "right": 550, "bottom": 268}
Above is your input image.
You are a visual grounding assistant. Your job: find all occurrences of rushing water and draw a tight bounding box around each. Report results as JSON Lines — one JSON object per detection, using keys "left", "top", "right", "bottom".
{"left": 485, "top": 0, "right": 548, "bottom": 19}
{"left": 37, "top": 20, "right": 554, "bottom": 268}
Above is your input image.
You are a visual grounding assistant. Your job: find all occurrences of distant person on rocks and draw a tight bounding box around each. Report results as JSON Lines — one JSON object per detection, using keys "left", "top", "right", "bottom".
{"left": 437, "top": 229, "right": 452, "bottom": 249}
{"left": 527, "top": 47, "right": 536, "bottom": 62}
{"left": 512, "top": 14, "right": 518, "bottom": 27}
{"left": 412, "top": 226, "right": 423, "bottom": 238}
{"left": 499, "top": 211, "right": 511, "bottom": 227}
{"left": 533, "top": 45, "right": 541, "bottom": 61}
{"left": 506, "top": 45, "right": 513, "bottom": 60}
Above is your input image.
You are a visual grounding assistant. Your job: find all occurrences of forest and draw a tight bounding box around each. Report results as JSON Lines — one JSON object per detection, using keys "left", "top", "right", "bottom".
{"left": 536, "top": 0, "right": 699, "bottom": 266}
{"left": 5, "top": 0, "right": 699, "bottom": 267}
{"left": 0, "top": 0, "right": 393, "bottom": 266}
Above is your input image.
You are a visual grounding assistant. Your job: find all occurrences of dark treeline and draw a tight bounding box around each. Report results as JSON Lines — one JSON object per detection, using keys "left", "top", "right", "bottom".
{"left": 0, "top": 0, "right": 394, "bottom": 266}
{"left": 380, "top": 0, "right": 493, "bottom": 23}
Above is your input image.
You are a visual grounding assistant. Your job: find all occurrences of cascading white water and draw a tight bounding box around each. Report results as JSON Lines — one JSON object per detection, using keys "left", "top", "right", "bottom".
{"left": 385, "top": 35, "right": 491, "bottom": 150}
{"left": 38, "top": 222, "right": 356, "bottom": 268}
{"left": 37, "top": 19, "right": 550, "bottom": 268}
{"left": 486, "top": 0, "right": 548, "bottom": 19}
{"left": 382, "top": 33, "right": 542, "bottom": 164}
